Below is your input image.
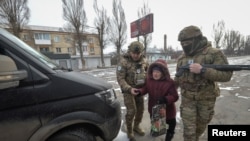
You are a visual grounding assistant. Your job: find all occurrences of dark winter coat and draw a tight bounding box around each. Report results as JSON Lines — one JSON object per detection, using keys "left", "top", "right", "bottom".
{"left": 139, "top": 59, "right": 179, "bottom": 120}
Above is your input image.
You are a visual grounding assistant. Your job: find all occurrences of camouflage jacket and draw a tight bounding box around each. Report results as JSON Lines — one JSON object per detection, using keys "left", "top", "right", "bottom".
{"left": 116, "top": 53, "right": 148, "bottom": 94}
{"left": 174, "top": 43, "right": 233, "bottom": 99}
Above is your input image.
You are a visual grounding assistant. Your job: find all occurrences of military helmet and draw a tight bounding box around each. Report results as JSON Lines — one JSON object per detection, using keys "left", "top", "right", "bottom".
{"left": 128, "top": 41, "right": 144, "bottom": 53}
{"left": 178, "top": 25, "right": 202, "bottom": 41}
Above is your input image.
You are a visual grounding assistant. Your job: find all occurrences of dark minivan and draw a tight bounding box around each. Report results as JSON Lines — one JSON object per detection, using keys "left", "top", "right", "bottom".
{"left": 0, "top": 28, "right": 121, "bottom": 141}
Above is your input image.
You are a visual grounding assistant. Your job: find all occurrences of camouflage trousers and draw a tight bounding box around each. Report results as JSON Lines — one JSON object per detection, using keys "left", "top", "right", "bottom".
{"left": 123, "top": 93, "right": 144, "bottom": 133}
{"left": 180, "top": 96, "right": 216, "bottom": 141}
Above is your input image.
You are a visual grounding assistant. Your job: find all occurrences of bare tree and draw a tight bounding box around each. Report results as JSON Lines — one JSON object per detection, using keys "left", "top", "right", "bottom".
{"left": 63, "top": 23, "right": 80, "bottom": 55}
{"left": 223, "top": 30, "right": 241, "bottom": 55}
{"left": 93, "top": 0, "right": 110, "bottom": 67}
{"left": 109, "top": 0, "right": 127, "bottom": 61}
{"left": 244, "top": 35, "right": 250, "bottom": 55}
{"left": 137, "top": 1, "right": 152, "bottom": 54}
{"left": 235, "top": 34, "right": 245, "bottom": 55}
{"left": 62, "top": 0, "right": 87, "bottom": 70}
{"left": 212, "top": 20, "right": 225, "bottom": 49}
{"left": 0, "top": 0, "right": 30, "bottom": 38}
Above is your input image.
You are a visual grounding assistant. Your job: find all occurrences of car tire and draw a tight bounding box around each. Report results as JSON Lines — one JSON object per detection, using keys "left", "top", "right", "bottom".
{"left": 47, "top": 128, "right": 96, "bottom": 141}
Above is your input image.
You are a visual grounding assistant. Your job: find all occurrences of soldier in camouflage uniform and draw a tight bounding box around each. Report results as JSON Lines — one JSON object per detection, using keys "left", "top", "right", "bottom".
{"left": 116, "top": 41, "right": 149, "bottom": 141}
{"left": 174, "top": 25, "right": 233, "bottom": 141}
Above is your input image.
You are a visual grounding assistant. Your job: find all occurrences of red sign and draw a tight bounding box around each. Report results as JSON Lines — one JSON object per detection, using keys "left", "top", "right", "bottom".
{"left": 130, "top": 21, "right": 140, "bottom": 38}
{"left": 130, "top": 13, "right": 154, "bottom": 38}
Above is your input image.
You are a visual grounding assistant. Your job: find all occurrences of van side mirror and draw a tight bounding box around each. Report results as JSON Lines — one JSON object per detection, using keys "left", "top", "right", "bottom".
{"left": 0, "top": 55, "right": 27, "bottom": 90}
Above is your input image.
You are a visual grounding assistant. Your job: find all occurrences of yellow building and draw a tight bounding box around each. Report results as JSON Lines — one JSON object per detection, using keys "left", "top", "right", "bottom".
{"left": 1, "top": 24, "right": 113, "bottom": 70}
{"left": 19, "top": 25, "right": 101, "bottom": 56}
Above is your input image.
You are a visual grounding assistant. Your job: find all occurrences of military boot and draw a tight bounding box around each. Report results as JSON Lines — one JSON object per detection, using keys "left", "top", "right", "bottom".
{"left": 133, "top": 123, "right": 145, "bottom": 136}
{"left": 129, "top": 136, "right": 136, "bottom": 141}
{"left": 127, "top": 132, "right": 135, "bottom": 140}
{"left": 127, "top": 125, "right": 136, "bottom": 141}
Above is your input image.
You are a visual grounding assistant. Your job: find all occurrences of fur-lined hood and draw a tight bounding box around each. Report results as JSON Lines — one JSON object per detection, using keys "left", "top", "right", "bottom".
{"left": 148, "top": 59, "right": 170, "bottom": 80}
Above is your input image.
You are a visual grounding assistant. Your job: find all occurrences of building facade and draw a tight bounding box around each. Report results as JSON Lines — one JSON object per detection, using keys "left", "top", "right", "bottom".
{"left": 18, "top": 25, "right": 101, "bottom": 56}
{"left": 1, "top": 24, "right": 112, "bottom": 70}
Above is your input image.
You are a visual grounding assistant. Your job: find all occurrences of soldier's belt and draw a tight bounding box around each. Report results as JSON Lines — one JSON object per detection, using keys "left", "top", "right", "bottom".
{"left": 182, "top": 91, "right": 216, "bottom": 101}
{"left": 180, "top": 82, "right": 205, "bottom": 92}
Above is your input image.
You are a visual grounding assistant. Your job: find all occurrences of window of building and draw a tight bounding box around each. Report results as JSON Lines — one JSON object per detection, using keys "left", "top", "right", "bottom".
{"left": 54, "top": 36, "right": 60, "bottom": 42}
{"left": 83, "top": 45, "right": 87, "bottom": 52}
{"left": 23, "top": 35, "right": 30, "bottom": 41}
{"left": 40, "top": 47, "right": 49, "bottom": 52}
{"left": 68, "top": 47, "right": 72, "bottom": 53}
{"left": 56, "top": 48, "right": 61, "bottom": 53}
{"left": 88, "top": 38, "right": 93, "bottom": 44}
{"left": 34, "top": 33, "right": 50, "bottom": 40}
{"left": 90, "top": 47, "right": 94, "bottom": 52}
{"left": 65, "top": 35, "right": 72, "bottom": 42}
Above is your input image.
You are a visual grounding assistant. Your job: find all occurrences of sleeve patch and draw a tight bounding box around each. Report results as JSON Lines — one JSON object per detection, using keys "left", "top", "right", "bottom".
{"left": 117, "top": 66, "right": 122, "bottom": 71}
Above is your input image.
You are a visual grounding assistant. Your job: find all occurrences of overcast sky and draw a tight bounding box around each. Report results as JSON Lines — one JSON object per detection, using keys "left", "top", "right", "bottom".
{"left": 28, "top": 0, "right": 250, "bottom": 52}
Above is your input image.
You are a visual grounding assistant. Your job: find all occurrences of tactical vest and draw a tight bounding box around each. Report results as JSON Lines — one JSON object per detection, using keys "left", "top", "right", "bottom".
{"left": 124, "top": 56, "right": 148, "bottom": 88}
{"left": 176, "top": 45, "right": 221, "bottom": 100}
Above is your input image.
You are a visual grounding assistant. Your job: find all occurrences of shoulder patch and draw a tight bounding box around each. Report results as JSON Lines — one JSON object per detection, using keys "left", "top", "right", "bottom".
{"left": 117, "top": 65, "right": 122, "bottom": 71}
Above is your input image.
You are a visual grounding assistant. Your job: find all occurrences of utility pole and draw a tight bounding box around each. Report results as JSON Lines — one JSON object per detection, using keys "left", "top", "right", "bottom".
{"left": 164, "top": 34, "right": 167, "bottom": 59}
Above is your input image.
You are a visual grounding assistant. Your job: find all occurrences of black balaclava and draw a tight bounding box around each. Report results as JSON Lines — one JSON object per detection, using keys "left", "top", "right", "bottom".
{"left": 182, "top": 36, "right": 208, "bottom": 56}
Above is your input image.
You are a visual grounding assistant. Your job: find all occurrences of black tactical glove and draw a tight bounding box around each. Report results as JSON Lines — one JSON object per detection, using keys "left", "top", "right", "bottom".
{"left": 157, "top": 96, "right": 167, "bottom": 104}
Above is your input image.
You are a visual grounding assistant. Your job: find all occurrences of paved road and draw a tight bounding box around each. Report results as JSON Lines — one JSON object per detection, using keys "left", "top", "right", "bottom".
{"left": 83, "top": 56, "right": 250, "bottom": 141}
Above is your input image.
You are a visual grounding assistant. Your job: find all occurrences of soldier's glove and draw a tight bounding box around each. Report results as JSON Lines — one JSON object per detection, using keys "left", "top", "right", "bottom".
{"left": 157, "top": 96, "right": 167, "bottom": 104}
